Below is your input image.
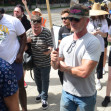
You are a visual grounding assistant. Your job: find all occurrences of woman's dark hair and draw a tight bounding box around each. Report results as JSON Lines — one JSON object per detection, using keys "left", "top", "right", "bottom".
{"left": 90, "top": 15, "right": 105, "bottom": 21}
{"left": 15, "top": 4, "right": 24, "bottom": 12}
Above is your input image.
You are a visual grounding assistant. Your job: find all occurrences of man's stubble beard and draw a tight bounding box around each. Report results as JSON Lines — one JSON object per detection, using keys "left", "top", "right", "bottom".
{"left": 15, "top": 14, "right": 23, "bottom": 20}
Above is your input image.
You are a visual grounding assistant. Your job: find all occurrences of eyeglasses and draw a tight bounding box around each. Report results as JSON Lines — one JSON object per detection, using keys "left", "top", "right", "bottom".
{"left": 68, "top": 17, "right": 81, "bottom": 22}
{"left": 14, "top": 10, "right": 20, "bottom": 13}
{"left": 61, "top": 17, "right": 68, "bottom": 20}
{"left": 66, "top": 40, "right": 76, "bottom": 54}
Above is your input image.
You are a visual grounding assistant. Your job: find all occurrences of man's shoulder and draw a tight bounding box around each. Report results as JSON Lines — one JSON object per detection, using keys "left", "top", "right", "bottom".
{"left": 85, "top": 32, "right": 97, "bottom": 39}
{"left": 59, "top": 26, "right": 66, "bottom": 30}
{"left": 84, "top": 33, "right": 100, "bottom": 45}
{"left": 26, "top": 28, "right": 32, "bottom": 34}
{"left": 4, "top": 14, "right": 12, "bottom": 18}
{"left": 59, "top": 26, "right": 70, "bottom": 33}
{"left": 26, "top": 28, "right": 33, "bottom": 35}
{"left": 22, "top": 14, "right": 30, "bottom": 23}
{"left": 4, "top": 14, "right": 19, "bottom": 21}
{"left": 61, "top": 34, "right": 73, "bottom": 42}
{"left": 43, "top": 27, "right": 51, "bottom": 33}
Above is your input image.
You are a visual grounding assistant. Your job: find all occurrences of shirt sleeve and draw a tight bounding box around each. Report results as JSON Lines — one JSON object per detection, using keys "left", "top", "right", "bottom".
{"left": 13, "top": 18, "right": 26, "bottom": 36}
{"left": 108, "top": 26, "right": 111, "bottom": 35}
{"left": 83, "top": 37, "right": 101, "bottom": 62}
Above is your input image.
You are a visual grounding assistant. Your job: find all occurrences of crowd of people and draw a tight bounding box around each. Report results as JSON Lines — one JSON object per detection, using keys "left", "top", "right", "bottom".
{"left": 1, "top": 1, "right": 111, "bottom": 111}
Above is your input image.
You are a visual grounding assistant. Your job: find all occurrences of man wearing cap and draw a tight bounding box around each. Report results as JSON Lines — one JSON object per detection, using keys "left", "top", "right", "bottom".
{"left": 22, "top": 0, "right": 46, "bottom": 27}
{"left": 51, "top": 4, "right": 101, "bottom": 111}
{"left": 26, "top": 15, "right": 53, "bottom": 110}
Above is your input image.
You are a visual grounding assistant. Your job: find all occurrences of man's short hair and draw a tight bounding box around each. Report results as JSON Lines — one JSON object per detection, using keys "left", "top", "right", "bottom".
{"left": 61, "top": 9, "right": 70, "bottom": 15}
{"left": 15, "top": 4, "right": 24, "bottom": 12}
{"left": 31, "top": 15, "right": 41, "bottom": 24}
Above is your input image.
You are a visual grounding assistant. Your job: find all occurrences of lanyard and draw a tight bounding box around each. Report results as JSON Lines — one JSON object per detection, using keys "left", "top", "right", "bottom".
{"left": 92, "top": 19, "right": 102, "bottom": 30}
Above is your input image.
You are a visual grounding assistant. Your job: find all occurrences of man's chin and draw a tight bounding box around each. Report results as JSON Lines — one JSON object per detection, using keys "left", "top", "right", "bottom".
{"left": 16, "top": 15, "right": 22, "bottom": 19}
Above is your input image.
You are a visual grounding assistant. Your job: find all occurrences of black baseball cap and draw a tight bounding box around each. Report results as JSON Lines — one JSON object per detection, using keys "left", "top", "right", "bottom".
{"left": 68, "top": 4, "right": 89, "bottom": 19}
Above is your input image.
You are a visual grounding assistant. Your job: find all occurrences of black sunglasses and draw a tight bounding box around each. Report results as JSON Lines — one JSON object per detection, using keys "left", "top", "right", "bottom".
{"left": 31, "top": 20, "right": 41, "bottom": 24}
{"left": 68, "top": 17, "right": 81, "bottom": 22}
{"left": 61, "top": 17, "right": 68, "bottom": 20}
{"left": 67, "top": 40, "right": 76, "bottom": 54}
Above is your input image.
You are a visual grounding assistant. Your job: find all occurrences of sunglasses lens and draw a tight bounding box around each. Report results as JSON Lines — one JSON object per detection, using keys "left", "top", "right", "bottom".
{"left": 37, "top": 20, "right": 41, "bottom": 23}
{"left": 61, "top": 17, "right": 68, "bottom": 20}
{"left": 32, "top": 20, "right": 41, "bottom": 24}
{"left": 69, "top": 18, "right": 80, "bottom": 22}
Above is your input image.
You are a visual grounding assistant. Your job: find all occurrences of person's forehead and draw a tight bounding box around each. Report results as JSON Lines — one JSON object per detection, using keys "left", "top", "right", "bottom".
{"left": 32, "top": 23, "right": 41, "bottom": 26}
{"left": 14, "top": 7, "right": 21, "bottom": 12}
{"left": 62, "top": 13, "right": 69, "bottom": 17}
{"left": 35, "top": 11, "right": 40, "bottom": 13}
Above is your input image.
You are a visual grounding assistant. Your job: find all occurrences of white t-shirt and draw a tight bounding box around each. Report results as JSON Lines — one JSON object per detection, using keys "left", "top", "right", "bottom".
{"left": 87, "top": 19, "right": 108, "bottom": 52}
{"left": 0, "top": 14, "right": 25, "bottom": 64}
{"left": 59, "top": 33, "right": 101, "bottom": 97}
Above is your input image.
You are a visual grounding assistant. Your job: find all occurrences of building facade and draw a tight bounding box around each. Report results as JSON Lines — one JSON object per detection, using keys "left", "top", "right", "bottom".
{"left": 0, "top": 0, "right": 70, "bottom": 6}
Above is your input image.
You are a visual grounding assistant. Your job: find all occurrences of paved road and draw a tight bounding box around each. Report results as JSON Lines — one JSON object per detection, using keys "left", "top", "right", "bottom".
{"left": 22, "top": 8, "right": 111, "bottom": 111}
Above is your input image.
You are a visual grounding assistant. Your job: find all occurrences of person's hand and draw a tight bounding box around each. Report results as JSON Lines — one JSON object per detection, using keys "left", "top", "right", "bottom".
{"left": 95, "top": 30, "right": 101, "bottom": 35}
{"left": 59, "top": 61, "right": 67, "bottom": 72}
{"left": 51, "top": 48, "right": 59, "bottom": 62}
{"left": 24, "top": 45, "right": 28, "bottom": 51}
{"left": 27, "top": 37, "right": 31, "bottom": 43}
{"left": 43, "top": 49, "right": 51, "bottom": 55}
{"left": 91, "top": 30, "right": 100, "bottom": 36}
{"left": 22, "top": 0, "right": 27, "bottom": 5}
{"left": 43, "top": 47, "right": 53, "bottom": 55}
{"left": 15, "top": 53, "right": 23, "bottom": 63}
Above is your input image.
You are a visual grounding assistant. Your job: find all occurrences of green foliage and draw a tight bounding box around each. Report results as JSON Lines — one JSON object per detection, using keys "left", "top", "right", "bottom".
{"left": 108, "top": 42, "right": 111, "bottom": 46}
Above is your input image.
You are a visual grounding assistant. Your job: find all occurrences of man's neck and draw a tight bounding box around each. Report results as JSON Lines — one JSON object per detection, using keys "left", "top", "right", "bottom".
{"left": 73, "top": 29, "right": 87, "bottom": 40}
{"left": 19, "top": 18, "right": 22, "bottom": 21}
{"left": 65, "top": 24, "right": 70, "bottom": 29}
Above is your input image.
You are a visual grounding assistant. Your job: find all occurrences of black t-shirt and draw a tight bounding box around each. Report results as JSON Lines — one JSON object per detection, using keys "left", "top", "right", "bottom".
{"left": 59, "top": 26, "right": 71, "bottom": 40}
{"left": 21, "top": 14, "right": 31, "bottom": 31}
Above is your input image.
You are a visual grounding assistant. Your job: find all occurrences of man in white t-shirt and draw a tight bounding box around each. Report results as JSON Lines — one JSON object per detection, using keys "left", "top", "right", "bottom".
{"left": 0, "top": 13, "right": 27, "bottom": 111}
{"left": 51, "top": 4, "right": 101, "bottom": 111}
